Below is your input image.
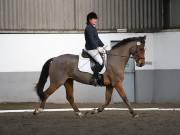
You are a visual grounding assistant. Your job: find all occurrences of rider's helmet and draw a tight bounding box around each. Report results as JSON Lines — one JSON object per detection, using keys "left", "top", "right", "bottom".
{"left": 86, "top": 12, "right": 98, "bottom": 24}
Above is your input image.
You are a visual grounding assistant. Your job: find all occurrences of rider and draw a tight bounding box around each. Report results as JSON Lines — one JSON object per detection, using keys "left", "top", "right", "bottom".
{"left": 84, "top": 12, "right": 105, "bottom": 86}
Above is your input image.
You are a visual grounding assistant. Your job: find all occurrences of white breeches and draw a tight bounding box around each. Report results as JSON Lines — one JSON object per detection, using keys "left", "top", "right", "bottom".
{"left": 86, "top": 49, "right": 103, "bottom": 65}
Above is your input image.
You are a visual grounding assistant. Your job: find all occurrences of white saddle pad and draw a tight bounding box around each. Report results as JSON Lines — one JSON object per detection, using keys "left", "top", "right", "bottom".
{"left": 78, "top": 55, "right": 106, "bottom": 74}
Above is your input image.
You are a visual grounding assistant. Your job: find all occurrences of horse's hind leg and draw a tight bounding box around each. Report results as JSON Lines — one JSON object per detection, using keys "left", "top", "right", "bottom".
{"left": 85, "top": 85, "right": 113, "bottom": 115}
{"left": 33, "top": 83, "right": 61, "bottom": 115}
{"left": 64, "top": 79, "right": 83, "bottom": 118}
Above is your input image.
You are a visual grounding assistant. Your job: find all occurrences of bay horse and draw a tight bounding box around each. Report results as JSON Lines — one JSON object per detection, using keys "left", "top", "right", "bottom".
{"left": 34, "top": 36, "right": 146, "bottom": 118}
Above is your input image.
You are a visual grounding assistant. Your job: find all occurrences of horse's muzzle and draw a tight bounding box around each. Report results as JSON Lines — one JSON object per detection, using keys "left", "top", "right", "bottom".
{"left": 136, "top": 63, "right": 145, "bottom": 67}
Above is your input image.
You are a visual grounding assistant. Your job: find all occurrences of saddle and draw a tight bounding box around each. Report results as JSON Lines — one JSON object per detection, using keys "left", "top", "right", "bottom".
{"left": 81, "top": 49, "right": 105, "bottom": 73}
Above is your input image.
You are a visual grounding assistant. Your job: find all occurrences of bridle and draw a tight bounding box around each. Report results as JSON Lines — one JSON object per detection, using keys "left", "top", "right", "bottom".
{"left": 130, "top": 43, "right": 145, "bottom": 61}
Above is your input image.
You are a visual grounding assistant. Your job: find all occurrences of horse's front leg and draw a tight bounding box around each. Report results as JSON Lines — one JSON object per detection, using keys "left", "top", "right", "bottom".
{"left": 85, "top": 85, "right": 113, "bottom": 115}
{"left": 114, "top": 81, "right": 138, "bottom": 118}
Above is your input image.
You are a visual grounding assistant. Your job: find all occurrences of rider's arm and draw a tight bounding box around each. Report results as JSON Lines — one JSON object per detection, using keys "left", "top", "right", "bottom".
{"left": 97, "top": 35, "right": 104, "bottom": 47}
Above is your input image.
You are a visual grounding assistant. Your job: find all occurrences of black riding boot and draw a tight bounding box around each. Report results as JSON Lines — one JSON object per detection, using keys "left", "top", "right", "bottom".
{"left": 92, "top": 72, "right": 103, "bottom": 86}
{"left": 92, "top": 64, "right": 104, "bottom": 86}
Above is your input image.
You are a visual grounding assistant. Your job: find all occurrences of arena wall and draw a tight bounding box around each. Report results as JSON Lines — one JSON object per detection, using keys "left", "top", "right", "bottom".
{"left": 0, "top": 32, "right": 179, "bottom": 103}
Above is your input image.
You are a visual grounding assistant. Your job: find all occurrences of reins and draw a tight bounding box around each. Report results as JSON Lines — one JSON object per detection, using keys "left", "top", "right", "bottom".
{"left": 106, "top": 51, "right": 132, "bottom": 58}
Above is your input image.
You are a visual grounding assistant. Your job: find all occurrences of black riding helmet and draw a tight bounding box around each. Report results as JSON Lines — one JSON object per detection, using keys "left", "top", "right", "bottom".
{"left": 86, "top": 12, "right": 98, "bottom": 24}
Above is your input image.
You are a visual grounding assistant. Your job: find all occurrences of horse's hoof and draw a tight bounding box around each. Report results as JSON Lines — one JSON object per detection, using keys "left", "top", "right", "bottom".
{"left": 91, "top": 108, "right": 99, "bottom": 114}
{"left": 75, "top": 112, "right": 84, "bottom": 118}
{"left": 132, "top": 113, "right": 139, "bottom": 118}
{"left": 33, "top": 108, "right": 43, "bottom": 115}
{"left": 84, "top": 109, "right": 98, "bottom": 116}
{"left": 84, "top": 108, "right": 100, "bottom": 117}
{"left": 84, "top": 111, "right": 90, "bottom": 116}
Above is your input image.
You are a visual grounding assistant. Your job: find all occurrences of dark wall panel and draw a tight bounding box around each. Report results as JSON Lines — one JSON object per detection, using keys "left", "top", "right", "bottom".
{"left": 170, "top": 0, "right": 180, "bottom": 28}
{"left": 0, "top": 0, "right": 163, "bottom": 32}
{"left": 0, "top": 0, "right": 75, "bottom": 31}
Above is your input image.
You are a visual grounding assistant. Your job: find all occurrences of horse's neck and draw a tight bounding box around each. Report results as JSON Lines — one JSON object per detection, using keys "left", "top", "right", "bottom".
{"left": 112, "top": 42, "right": 133, "bottom": 55}
{"left": 109, "top": 42, "right": 134, "bottom": 69}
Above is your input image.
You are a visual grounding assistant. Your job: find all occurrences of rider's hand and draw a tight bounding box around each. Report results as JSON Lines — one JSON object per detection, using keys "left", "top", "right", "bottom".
{"left": 103, "top": 45, "right": 108, "bottom": 50}
{"left": 98, "top": 47, "right": 106, "bottom": 53}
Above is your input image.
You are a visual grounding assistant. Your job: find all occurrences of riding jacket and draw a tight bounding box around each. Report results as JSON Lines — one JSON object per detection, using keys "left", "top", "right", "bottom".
{"left": 84, "top": 24, "right": 104, "bottom": 50}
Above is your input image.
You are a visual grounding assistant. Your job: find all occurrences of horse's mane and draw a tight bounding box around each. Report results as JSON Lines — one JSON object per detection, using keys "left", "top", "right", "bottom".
{"left": 112, "top": 36, "right": 146, "bottom": 49}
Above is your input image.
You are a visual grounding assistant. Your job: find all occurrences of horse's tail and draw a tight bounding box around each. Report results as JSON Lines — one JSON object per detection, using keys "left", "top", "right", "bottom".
{"left": 35, "top": 58, "right": 53, "bottom": 101}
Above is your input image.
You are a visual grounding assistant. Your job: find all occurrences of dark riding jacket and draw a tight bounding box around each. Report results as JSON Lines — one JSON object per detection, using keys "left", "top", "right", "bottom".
{"left": 84, "top": 24, "right": 104, "bottom": 50}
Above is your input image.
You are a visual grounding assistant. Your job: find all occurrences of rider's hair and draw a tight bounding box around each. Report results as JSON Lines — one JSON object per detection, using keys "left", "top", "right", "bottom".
{"left": 86, "top": 12, "right": 98, "bottom": 24}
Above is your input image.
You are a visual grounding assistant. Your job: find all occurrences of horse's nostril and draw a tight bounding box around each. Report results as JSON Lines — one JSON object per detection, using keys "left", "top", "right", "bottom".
{"left": 140, "top": 63, "right": 144, "bottom": 67}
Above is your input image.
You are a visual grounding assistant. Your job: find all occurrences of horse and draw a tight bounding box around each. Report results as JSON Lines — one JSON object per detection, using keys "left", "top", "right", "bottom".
{"left": 33, "top": 36, "right": 146, "bottom": 118}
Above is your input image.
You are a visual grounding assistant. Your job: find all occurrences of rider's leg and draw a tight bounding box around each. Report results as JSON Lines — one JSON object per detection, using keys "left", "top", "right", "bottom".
{"left": 86, "top": 49, "right": 104, "bottom": 85}
{"left": 86, "top": 49, "right": 103, "bottom": 66}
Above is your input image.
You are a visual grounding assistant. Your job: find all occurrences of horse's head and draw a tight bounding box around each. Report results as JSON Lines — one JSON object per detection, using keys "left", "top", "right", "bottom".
{"left": 130, "top": 36, "right": 146, "bottom": 67}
